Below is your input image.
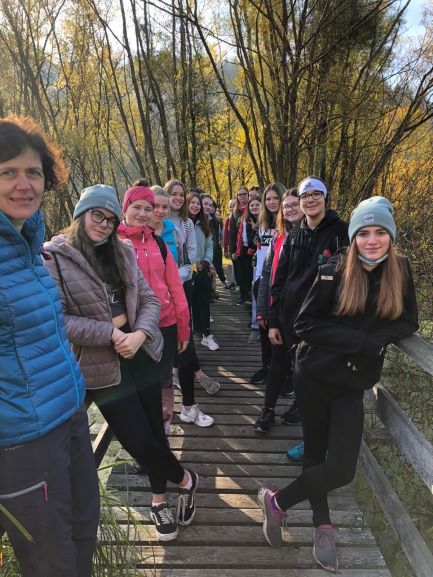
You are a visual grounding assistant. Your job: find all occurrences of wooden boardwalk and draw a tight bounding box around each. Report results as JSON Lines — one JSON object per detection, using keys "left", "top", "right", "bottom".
{"left": 106, "top": 287, "right": 392, "bottom": 577}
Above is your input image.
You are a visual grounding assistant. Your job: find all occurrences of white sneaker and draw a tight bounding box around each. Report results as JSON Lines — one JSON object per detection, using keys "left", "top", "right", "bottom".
{"left": 180, "top": 404, "right": 214, "bottom": 427}
{"left": 210, "top": 317, "right": 214, "bottom": 323}
{"left": 201, "top": 334, "right": 220, "bottom": 351}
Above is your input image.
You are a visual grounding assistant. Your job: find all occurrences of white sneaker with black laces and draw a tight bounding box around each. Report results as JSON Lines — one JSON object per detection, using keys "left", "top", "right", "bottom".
{"left": 177, "top": 470, "right": 199, "bottom": 526}
{"left": 201, "top": 334, "right": 220, "bottom": 350}
{"left": 150, "top": 502, "right": 178, "bottom": 541}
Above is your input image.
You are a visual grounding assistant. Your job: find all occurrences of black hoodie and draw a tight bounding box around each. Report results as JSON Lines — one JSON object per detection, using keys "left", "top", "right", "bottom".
{"left": 294, "top": 256, "right": 419, "bottom": 391}
{"left": 269, "top": 209, "right": 349, "bottom": 339}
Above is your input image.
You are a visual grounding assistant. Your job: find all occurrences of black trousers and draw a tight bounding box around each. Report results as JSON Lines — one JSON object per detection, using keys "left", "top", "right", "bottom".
{"left": 0, "top": 407, "right": 99, "bottom": 577}
{"left": 177, "top": 279, "right": 200, "bottom": 406}
{"left": 236, "top": 249, "right": 253, "bottom": 301}
{"left": 192, "top": 269, "right": 212, "bottom": 336}
{"left": 213, "top": 244, "right": 226, "bottom": 284}
{"left": 89, "top": 350, "right": 184, "bottom": 494}
{"left": 275, "top": 367, "right": 364, "bottom": 526}
{"left": 264, "top": 334, "right": 297, "bottom": 408}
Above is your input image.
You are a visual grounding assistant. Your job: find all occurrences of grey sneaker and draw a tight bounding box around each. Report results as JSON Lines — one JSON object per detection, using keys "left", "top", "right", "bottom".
{"left": 247, "top": 329, "right": 259, "bottom": 344}
{"left": 257, "top": 487, "right": 285, "bottom": 547}
{"left": 313, "top": 525, "right": 338, "bottom": 572}
{"left": 196, "top": 373, "right": 220, "bottom": 395}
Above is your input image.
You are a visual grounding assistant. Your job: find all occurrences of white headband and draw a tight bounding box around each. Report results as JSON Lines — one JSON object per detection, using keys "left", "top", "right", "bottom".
{"left": 298, "top": 178, "right": 328, "bottom": 198}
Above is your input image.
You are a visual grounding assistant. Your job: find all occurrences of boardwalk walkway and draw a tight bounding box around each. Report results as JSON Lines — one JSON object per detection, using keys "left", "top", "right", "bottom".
{"left": 106, "top": 287, "right": 392, "bottom": 577}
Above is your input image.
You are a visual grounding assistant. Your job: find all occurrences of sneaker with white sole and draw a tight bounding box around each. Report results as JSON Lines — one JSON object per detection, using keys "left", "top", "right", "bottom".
{"left": 180, "top": 404, "right": 214, "bottom": 427}
{"left": 201, "top": 334, "right": 220, "bottom": 350}
{"left": 195, "top": 373, "right": 220, "bottom": 394}
{"left": 177, "top": 470, "right": 199, "bottom": 525}
{"left": 150, "top": 502, "right": 178, "bottom": 541}
{"left": 257, "top": 487, "right": 286, "bottom": 547}
{"left": 313, "top": 525, "right": 338, "bottom": 572}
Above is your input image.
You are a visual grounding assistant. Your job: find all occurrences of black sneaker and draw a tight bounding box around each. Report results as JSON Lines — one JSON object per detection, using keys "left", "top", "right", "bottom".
{"left": 281, "top": 403, "right": 301, "bottom": 425}
{"left": 254, "top": 408, "right": 275, "bottom": 433}
{"left": 150, "top": 502, "right": 179, "bottom": 541}
{"left": 250, "top": 367, "right": 267, "bottom": 384}
{"left": 177, "top": 470, "right": 199, "bottom": 526}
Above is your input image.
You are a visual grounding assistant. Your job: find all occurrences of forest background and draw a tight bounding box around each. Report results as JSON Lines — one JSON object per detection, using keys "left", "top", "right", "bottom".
{"left": 0, "top": 0, "right": 432, "bottom": 339}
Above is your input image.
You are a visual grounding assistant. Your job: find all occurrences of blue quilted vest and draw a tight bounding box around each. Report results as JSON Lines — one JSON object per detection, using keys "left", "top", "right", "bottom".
{"left": 0, "top": 210, "right": 85, "bottom": 447}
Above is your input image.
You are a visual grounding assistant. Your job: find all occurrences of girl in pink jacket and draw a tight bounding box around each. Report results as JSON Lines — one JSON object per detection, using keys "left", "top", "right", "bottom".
{"left": 117, "top": 186, "right": 190, "bottom": 434}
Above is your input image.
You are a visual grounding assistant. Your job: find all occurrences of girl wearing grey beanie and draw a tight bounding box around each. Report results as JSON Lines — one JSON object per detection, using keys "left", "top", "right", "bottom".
{"left": 257, "top": 196, "right": 418, "bottom": 572}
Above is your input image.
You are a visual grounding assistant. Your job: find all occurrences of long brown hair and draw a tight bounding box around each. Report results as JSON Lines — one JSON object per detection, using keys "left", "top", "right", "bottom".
{"left": 187, "top": 192, "right": 210, "bottom": 237}
{"left": 61, "top": 216, "right": 126, "bottom": 290}
{"left": 164, "top": 179, "right": 188, "bottom": 221}
{"left": 336, "top": 242, "right": 406, "bottom": 320}
{"left": 258, "top": 182, "right": 285, "bottom": 231}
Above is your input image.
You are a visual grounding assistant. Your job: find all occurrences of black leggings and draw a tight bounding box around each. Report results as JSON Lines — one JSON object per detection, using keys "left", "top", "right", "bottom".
{"left": 89, "top": 350, "right": 184, "bottom": 494}
{"left": 192, "top": 269, "right": 212, "bottom": 336}
{"left": 177, "top": 279, "right": 200, "bottom": 406}
{"left": 236, "top": 250, "right": 253, "bottom": 301}
{"left": 213, "top": 244, "right": 226, "bottom": 284}
{"left": 275, "top": 367, "right": 364, "bottom": 526}
{"left": 264, "top": 335, "right": 297, "bottom": 408}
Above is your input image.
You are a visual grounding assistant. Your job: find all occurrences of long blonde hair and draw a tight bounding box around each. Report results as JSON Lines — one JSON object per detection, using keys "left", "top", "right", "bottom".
{"left": 258, "top": 182, "right": 284, "bottom": 231}
{"left": 336, "top": 242, "right": 406, "bottom": 320}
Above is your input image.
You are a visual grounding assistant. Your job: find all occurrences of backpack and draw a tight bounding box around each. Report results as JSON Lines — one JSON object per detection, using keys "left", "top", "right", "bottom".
{"left": 153, "top": 233, "right": 167, "bottom": 263}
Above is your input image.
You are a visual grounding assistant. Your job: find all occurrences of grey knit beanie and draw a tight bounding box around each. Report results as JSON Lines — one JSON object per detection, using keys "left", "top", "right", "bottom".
{"left": 73, "top": 184, "right": 121, "bottom": 221}
{"left": 348, "top": 196, "right": 396, "bottom": 243}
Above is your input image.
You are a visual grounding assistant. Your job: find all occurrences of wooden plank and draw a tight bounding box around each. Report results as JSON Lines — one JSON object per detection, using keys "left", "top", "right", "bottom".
{"left": 114, "top": 460, "right": 303, "bottom": 477}
{"left": 108, "top": 486, "right": 361, "bottom": 508}
{"left": 397, "top": 334, "right": 433, "bottom": 377}
{"left": 368, "top": 385, "right": 433, "bottom": 493}
{"left": 119, "top": 448, "right": 296, "bottom": 465}
{"left": 110, "top": 504, "right": 364, "bottom": 527}
{"left": 359, "top": 441, "right": 433, "bottom": 577}
{"left": 100, "top": 524, "right": 376, "bottom": 546}
{"left": 145, "top": 570, "right": 392, "bottom": 577}
{"left": 91, "top": 421, "right": 112, "bottom": 467}
{"left": 116, "top": 545, "right": 388, "bottom": 569}
{"left": 166, "top": 424, "right": 302, "bottom": 440}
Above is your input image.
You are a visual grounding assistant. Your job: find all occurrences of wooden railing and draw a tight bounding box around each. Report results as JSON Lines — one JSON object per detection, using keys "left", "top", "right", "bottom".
{"left": 360, "top": 334, "right": 433, "bottom": 577}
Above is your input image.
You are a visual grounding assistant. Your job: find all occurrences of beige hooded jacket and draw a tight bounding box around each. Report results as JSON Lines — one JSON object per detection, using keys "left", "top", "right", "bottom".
{"left": 44, "top": 235, "right": 163, "bottom": 389}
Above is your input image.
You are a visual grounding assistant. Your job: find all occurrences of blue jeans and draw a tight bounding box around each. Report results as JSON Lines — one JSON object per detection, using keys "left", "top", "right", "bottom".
{"left": 0, "top": 406, "right": 99, "bottom": 577}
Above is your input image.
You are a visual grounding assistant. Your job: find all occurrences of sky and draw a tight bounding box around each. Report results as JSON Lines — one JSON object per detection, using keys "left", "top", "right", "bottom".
{"left": 403, "top": 0, "right": 430, "bottom": 36}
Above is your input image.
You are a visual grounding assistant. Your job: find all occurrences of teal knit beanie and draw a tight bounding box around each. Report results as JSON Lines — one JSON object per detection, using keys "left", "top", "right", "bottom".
{"left": 73, "top": 184, "right": 121, "bottom": 221}
{"left": 348, "top": 196, "right": 396, "bottom": 243}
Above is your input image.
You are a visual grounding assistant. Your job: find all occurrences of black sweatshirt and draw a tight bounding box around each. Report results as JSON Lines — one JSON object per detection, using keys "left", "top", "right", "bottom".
{"left": 294, "top": 256, "right": 419, "bottom": 391}
{"left": 269, "top": 209, "right": 349, "bottom": 338}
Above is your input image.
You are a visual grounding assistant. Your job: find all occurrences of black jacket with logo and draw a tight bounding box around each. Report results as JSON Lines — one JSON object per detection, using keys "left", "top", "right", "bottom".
{"left": 269, "top": 209, "right": 349, "bottom": 339}
{"left": 294, "top": 256, "right": 419, "bottom": 391}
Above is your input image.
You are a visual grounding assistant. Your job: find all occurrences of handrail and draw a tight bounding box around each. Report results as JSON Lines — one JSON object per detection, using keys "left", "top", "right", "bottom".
{"left": 360, "top": 333, "right": 433, "bottom": 577}
{"left": 398, "top": 334, "right": 433, "bottom": 377}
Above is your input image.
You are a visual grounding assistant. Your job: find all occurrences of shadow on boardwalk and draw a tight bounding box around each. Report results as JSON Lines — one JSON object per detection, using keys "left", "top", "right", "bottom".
{"left": 107, "top": 287, "right": 391, "bottom": 577}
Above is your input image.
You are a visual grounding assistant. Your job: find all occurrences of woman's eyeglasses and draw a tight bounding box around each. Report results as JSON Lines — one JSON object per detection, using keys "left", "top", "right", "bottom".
{"left": 88, "top": 209, "right": 117, "bottom": 229}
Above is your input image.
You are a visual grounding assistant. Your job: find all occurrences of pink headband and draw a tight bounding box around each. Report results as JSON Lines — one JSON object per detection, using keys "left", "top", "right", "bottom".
{"left": 122, "top": 186, "right": 155, "bottom": 212}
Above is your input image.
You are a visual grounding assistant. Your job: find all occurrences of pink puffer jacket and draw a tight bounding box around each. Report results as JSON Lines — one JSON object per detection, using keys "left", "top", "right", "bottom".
{"left": 117, "top": 223, "right": 190, "bottom": 343}
{"left": 43, "top": 235, "right": 162, "bottom": 389}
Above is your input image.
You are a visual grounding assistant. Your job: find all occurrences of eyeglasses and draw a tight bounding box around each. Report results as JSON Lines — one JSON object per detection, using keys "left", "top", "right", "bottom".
{"left": 88, "top": 209, "right": 117, "bottom": 229}
{"left": 283, "top": 203, "right": 300, "bottom": 212}
{"left": 299, "top": 191, "right": 323, "bottom": 202}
